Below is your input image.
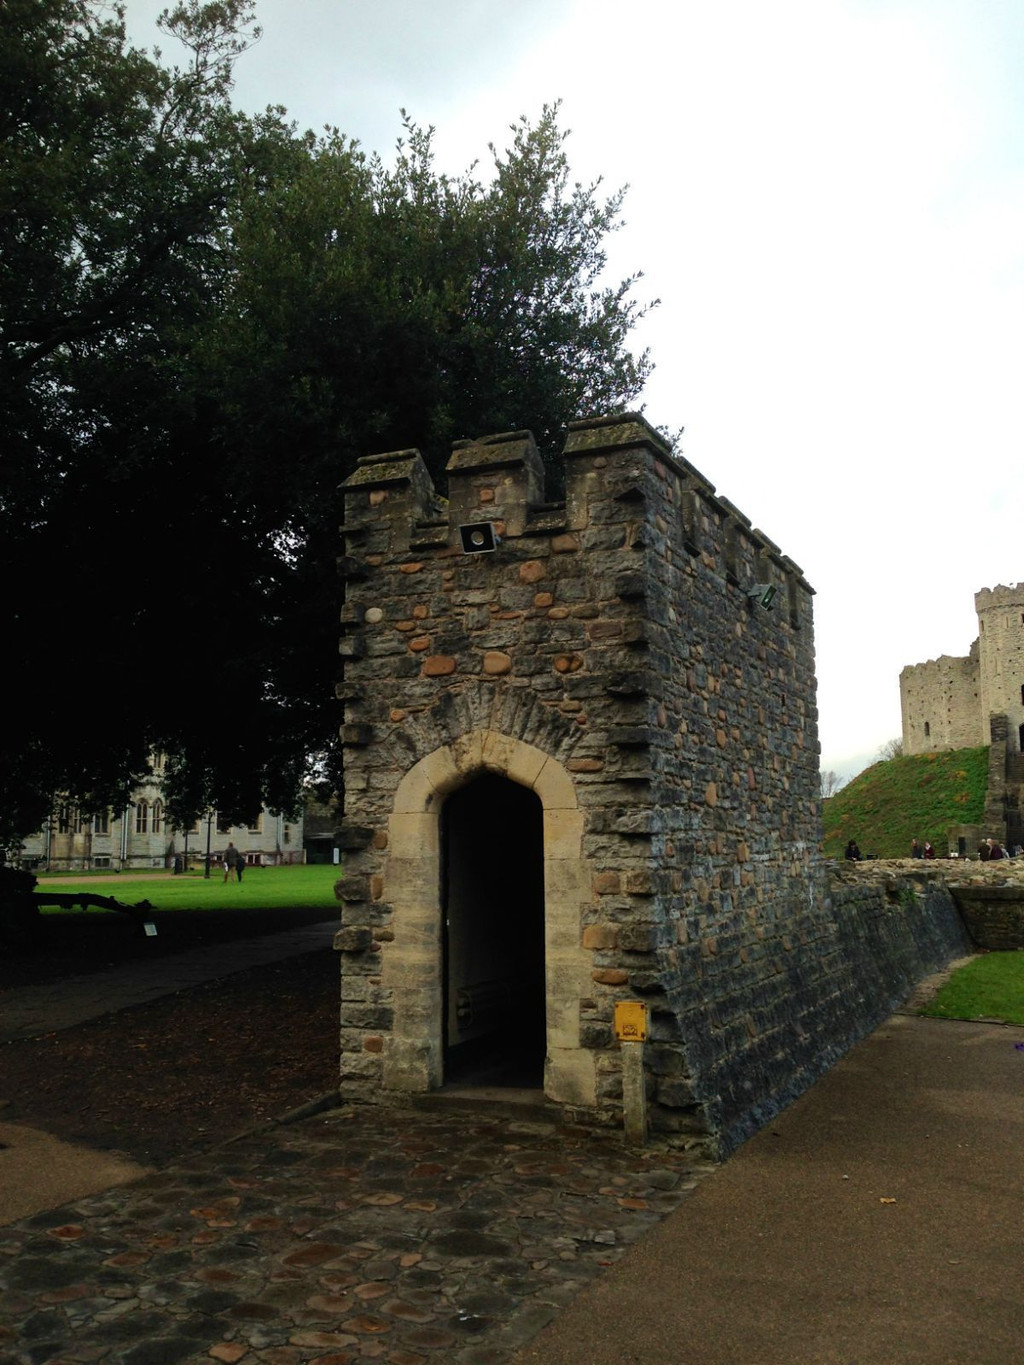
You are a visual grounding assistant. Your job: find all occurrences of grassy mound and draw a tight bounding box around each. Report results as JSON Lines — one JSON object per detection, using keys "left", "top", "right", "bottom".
{"left": 823, "top": 746, "right": 988, "bottom": 859}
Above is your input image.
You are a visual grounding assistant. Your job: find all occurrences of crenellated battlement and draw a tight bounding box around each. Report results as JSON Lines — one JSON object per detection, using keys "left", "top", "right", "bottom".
{"left": 976, "top": 582, "right": 1024, "bottom": 613}
{"left": 900, "top": 651, "right": 978, "bottom": 677}
{"left": 339, "top": 413, "right": 812, "bottom": 617}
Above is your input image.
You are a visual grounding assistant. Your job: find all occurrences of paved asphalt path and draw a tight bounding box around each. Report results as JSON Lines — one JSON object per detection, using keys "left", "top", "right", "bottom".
{"left": 512, "top": 1012, "right": 1024, "bottom": 1365}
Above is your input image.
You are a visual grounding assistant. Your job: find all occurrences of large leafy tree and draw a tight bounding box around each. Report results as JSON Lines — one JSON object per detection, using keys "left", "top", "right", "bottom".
{"left": 0, "top": 2, "right": 655, "bottom": 852}
{"left": 182, "top": 106, "right": 656, "bottom": 809}
{"left": 0, "top": 0, "right": 286, "bottom": 847}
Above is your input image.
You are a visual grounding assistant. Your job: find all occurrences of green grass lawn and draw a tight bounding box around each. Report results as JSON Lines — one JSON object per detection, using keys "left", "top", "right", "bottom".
{"left": 919, "top": 953, "right": 1024, "bottom": 1026}
{"left": 34, "top": 863, "right": 341, "bottom": 914}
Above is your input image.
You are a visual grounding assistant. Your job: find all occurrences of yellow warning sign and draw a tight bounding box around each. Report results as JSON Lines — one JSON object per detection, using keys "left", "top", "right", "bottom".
{"left": 614, "top": 1000, "right": 648, "bottom": 1042}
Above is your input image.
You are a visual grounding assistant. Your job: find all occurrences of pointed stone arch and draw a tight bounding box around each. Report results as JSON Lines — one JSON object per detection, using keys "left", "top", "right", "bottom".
{"left": 379, "top": 728, "right": 596, "bottom": 1108}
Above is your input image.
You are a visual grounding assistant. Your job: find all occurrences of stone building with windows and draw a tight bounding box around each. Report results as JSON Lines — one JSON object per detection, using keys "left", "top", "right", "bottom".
{"left": 19, "top": 756, "right": 303, "bottom": 871}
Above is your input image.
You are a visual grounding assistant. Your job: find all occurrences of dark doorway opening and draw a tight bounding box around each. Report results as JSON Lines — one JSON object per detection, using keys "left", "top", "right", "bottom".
{"left": 442, "top": 774, "right": 545, "bottom": 1088}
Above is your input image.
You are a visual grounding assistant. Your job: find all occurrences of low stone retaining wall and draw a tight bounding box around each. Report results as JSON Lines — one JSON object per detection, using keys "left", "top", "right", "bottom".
{"left": 951, "top": 887, "right": 1024, "bottom": 950}
{"left": 815, "top": 861, "right": 972, "bottom": 1067}
{"left": 829, "top": 857, "right": 1024, "bottom": 952}
{"left": 680, "top": 863, "right": 975, "bottom": 1155}
{"left": 837, "top": 856, "right": 1024, "bottom": 889}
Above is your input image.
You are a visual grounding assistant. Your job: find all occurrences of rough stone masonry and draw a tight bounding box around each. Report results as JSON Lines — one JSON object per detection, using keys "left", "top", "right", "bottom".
{"left": 333, "top": 414, "right": 967, "bottom": 1155}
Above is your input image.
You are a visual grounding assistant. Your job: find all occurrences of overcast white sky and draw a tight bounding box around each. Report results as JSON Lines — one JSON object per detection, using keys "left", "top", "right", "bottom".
{"left": 127, "top": 0, "right": 1023, "bottom": 781}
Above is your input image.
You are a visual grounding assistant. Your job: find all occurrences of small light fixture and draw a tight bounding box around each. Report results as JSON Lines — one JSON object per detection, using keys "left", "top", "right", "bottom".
{"left": 745, "top": 582, "right": 777, "bottom": 611}
{"left": 458, "top": 522, "right": 500, "bottom": 554}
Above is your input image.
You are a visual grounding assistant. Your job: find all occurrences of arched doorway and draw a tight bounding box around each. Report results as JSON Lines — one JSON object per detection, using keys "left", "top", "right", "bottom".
{"left": 442, "top": 775, "right": 545, "bottom": 1087}
{"left": 379, "top": 730, "right": 596, "bottom": 1109}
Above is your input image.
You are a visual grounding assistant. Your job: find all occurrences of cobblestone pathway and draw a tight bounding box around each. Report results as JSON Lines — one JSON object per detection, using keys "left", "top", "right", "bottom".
{"left": 0, "top": 1104, "right": 714, "bottom": 1365}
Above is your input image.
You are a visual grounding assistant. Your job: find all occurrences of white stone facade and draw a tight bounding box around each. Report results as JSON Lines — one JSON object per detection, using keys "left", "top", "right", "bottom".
{"left": 901, "top": 583, "right": 1024, "bottom": 754}
{"left": 19, "top": 763, "right": 303, "bottom": 871}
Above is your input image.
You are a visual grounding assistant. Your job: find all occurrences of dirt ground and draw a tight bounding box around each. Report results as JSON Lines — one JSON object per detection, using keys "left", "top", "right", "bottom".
{"left": 0, "top": 909, "right": 340, "bottom": 1166}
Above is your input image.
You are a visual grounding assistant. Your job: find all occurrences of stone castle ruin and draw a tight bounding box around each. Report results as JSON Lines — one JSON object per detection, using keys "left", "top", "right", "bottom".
{"left": 901, "top": 584, "right": 1024, "bottom": 851}
{"left": 901, "top": 584, "right": 1024, "bottom": 756}
{"left": 334, "top": 414, "right": 968, "bottom": 1154}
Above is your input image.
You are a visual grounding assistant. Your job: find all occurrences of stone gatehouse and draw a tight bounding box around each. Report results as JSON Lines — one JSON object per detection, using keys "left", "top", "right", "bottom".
{"left": 332, "top": 414, "right": 965, "bottom": 1154}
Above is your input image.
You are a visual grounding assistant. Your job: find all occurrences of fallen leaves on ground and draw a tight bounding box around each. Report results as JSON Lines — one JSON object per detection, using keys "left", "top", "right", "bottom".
{"left": 0, "top": 949, "right": 339, "bottom": 1165}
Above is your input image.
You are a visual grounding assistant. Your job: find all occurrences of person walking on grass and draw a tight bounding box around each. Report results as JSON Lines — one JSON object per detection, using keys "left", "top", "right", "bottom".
{"left": 224, "top": 841, "right": 240, "bottom": 883}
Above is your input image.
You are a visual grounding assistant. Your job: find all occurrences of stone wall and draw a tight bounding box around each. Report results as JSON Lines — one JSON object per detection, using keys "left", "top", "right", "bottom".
{"left": 334, "top": 414, "right": 977, "bottom": 1155}
{"left": 843, "top": 854, "right": 1024, "bottom": 951}
{"left": 824, "top": 863, "right": 973, "bottom": 1012}
{"left": 900, "top": 647, "right": 981, "bottom": 755}
{"left": 951, "top": 888, "right": 1024, "bottom": 950}
{"left": 901, "top": 583, "right": 1024, "bottom": 757}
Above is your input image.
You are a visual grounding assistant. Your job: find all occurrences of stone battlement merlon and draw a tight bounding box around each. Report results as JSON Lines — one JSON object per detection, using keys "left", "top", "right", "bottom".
{"left": 338, "top": 414, "right": 813, "bottom": 606}
{"left": 717, "top": 496, "right": 752, "bottom": 529}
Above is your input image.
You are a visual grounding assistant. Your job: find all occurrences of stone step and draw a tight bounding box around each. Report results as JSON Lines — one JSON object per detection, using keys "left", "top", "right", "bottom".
{"left": 406, "top": 1087, "right": 559, "bottom": 1125}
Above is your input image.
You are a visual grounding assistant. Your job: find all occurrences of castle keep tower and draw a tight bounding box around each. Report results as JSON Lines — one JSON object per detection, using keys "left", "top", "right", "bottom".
{"left": 901, "top": 583, "right": 1024, "bottom": 756}
{"left": 976, "top": 584, "right": 1024, "bottom": 753}
{"left": 335, "top": 414, "right": 830, "bottom": 1153}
